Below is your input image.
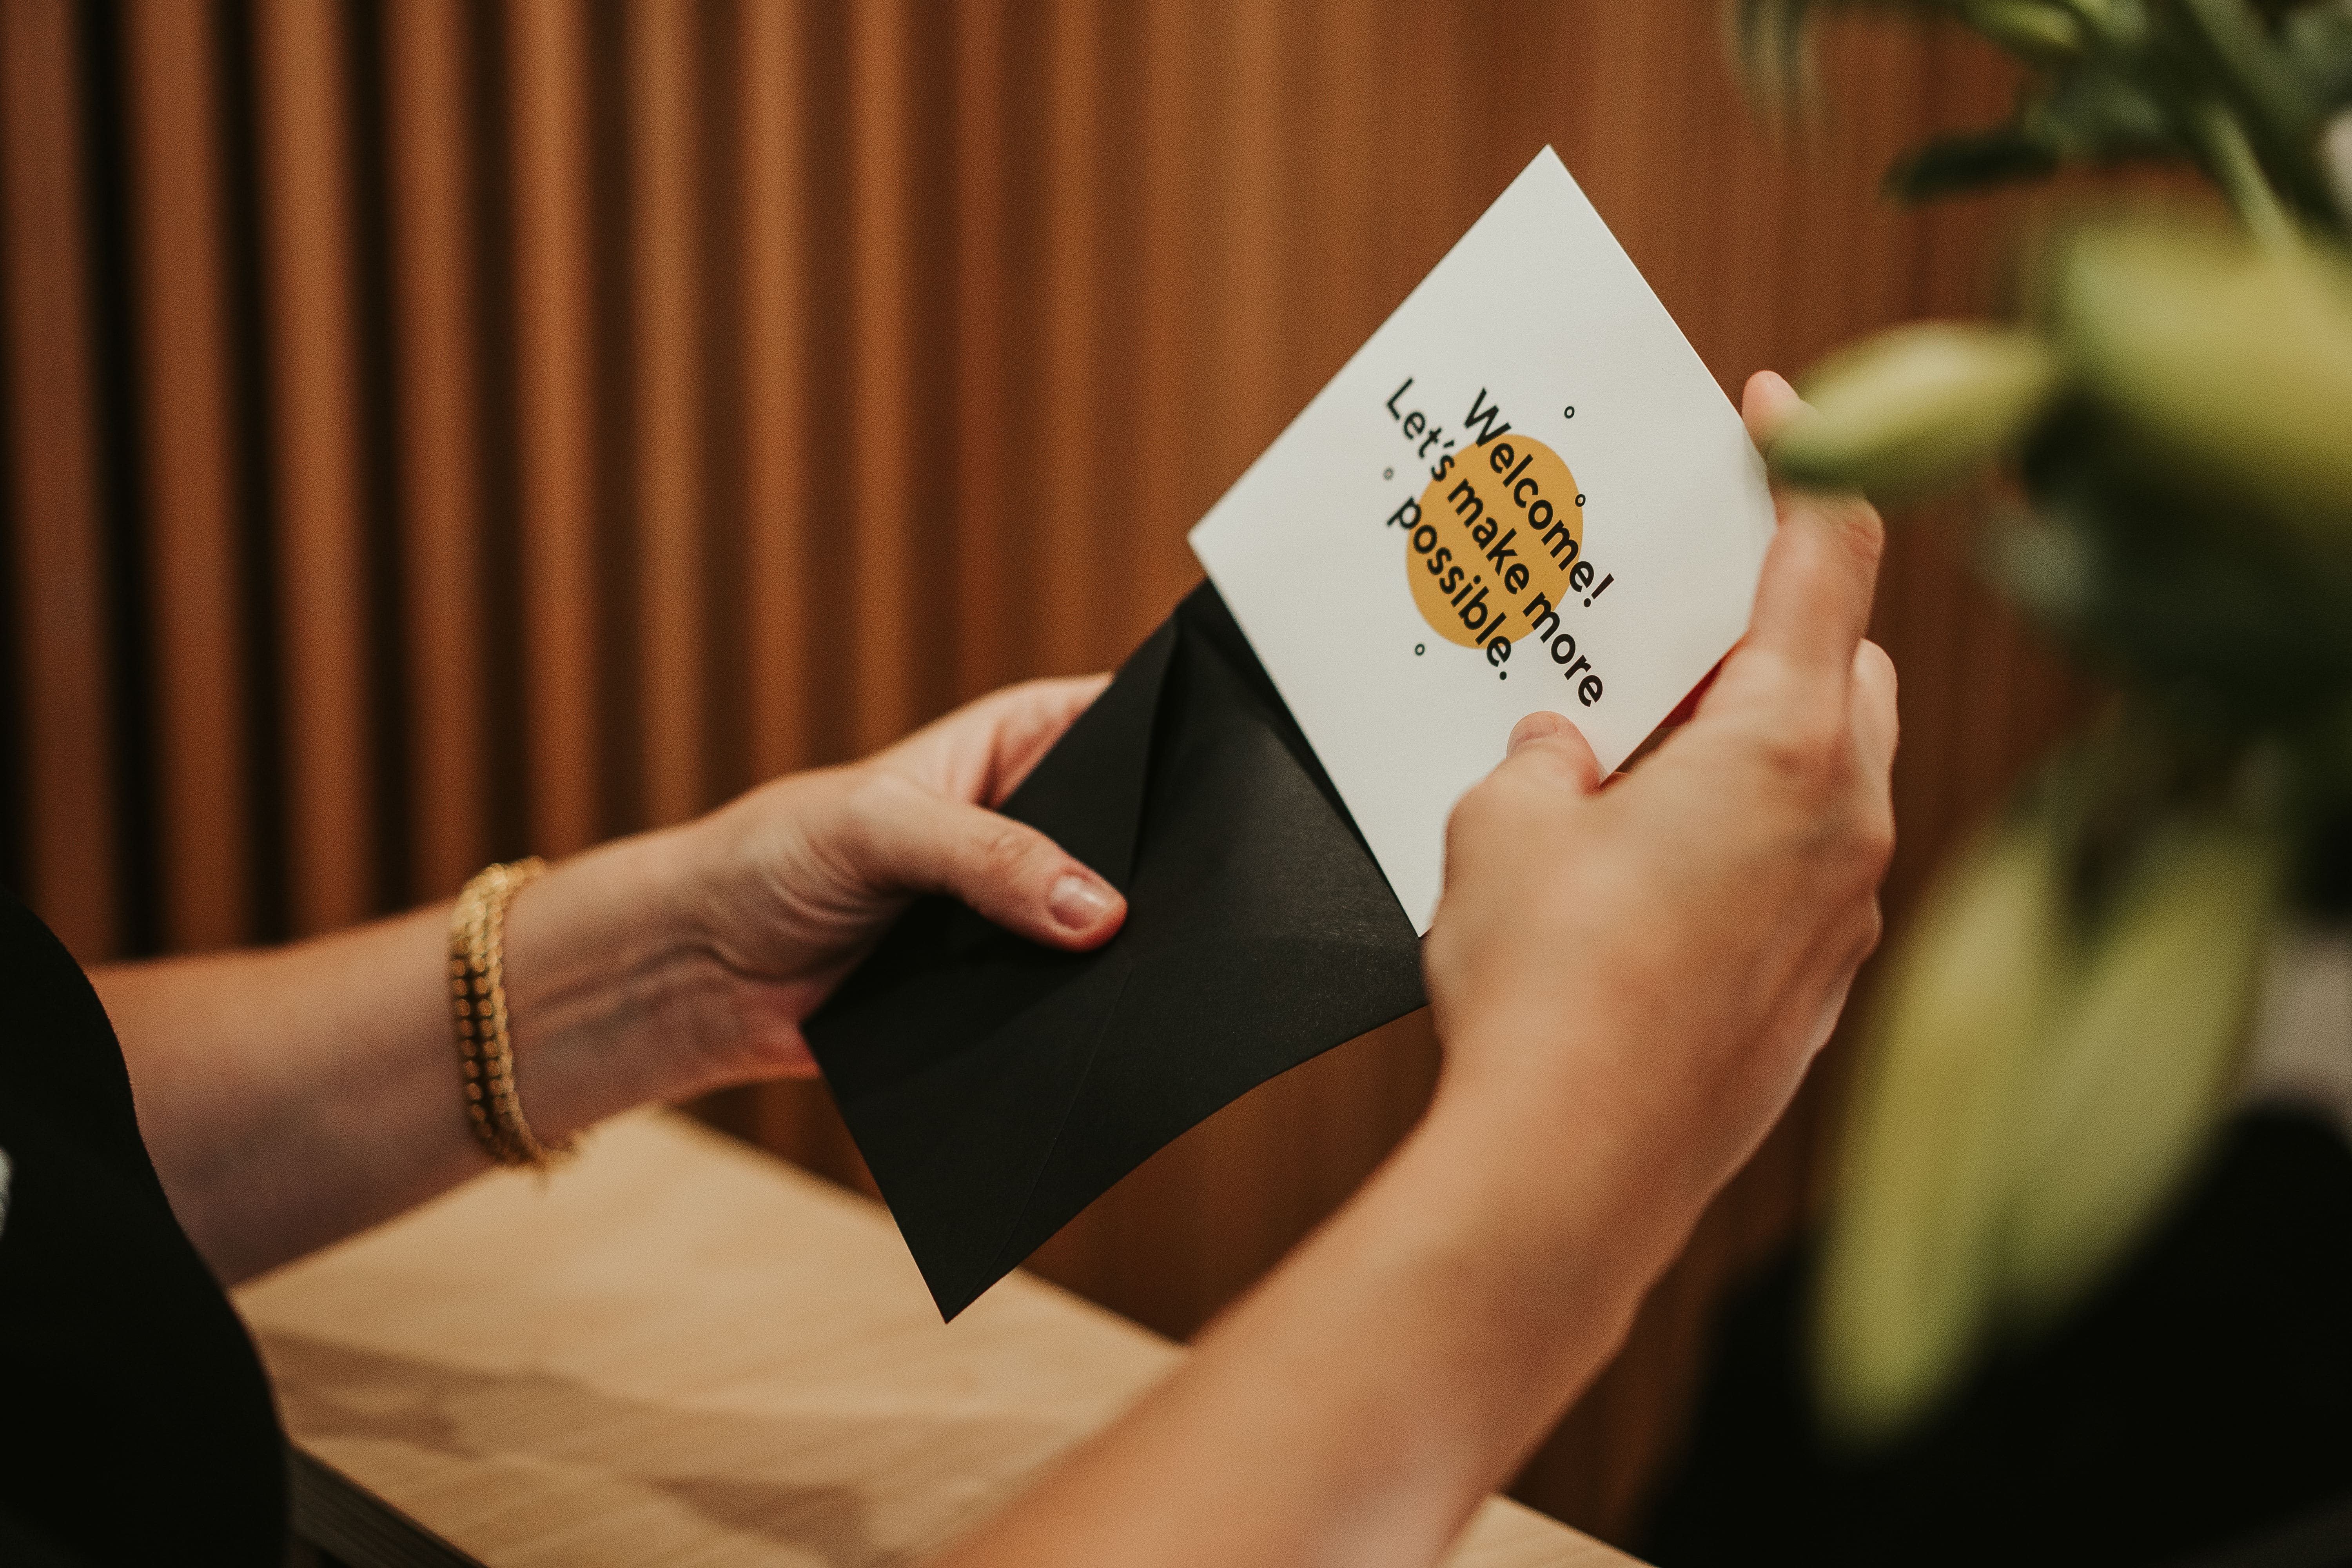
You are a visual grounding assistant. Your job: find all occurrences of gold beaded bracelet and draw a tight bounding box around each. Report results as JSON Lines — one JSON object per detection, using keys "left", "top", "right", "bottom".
{"left": 449, "top": 857, "right": 577, "bottom": 1169}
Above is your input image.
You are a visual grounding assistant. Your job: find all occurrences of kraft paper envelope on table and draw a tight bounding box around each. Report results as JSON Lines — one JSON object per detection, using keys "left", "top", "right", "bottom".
{"left": 805, "top": 147, "right": 1777, "bottom": 1319}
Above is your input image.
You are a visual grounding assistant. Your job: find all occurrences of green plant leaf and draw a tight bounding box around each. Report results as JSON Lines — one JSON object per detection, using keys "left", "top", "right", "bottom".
{"left": 1888, "top": 128, "right": 2065, "bottom": 199}
{"left": 1773, "top": 323, "right": 2064, "bottom": 499}
{"left": 2281, "top": 4, "right": 2352, "bottom": 108}
{"left": 2170, "top": 0, "right": 2341, "bottom": 221}
{"left": 1815, "top": 818, "right": 2071, "bottom": 1444}
{"left": 2029, "top": 59, "right": 2190, "bottom": 157}
{"left": 1725, "top": 0, "right": 2349, "bottom": 238}
{"left": 2010, "top": 415, "right": 2352, "bottom": 733}
{"left": 1965, "top": 0, "right": 2089, "bottom": 60}
{"left": 1818, "top": 775, "right": 2281, "bottom": 1446}
{"left": 2056, "top": 222, "right": 2352, "bottom": 533}
{"left": 2000, "top": 811, "right": 2280, "bottom": 1326}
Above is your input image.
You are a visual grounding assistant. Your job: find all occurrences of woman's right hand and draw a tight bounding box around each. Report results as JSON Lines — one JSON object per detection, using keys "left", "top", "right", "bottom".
{"left": 1423, "top": 370, "right": 1898, "bottom": 1228}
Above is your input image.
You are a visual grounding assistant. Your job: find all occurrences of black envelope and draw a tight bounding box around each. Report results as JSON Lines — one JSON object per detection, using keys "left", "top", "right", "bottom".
{"left": 804, "top": 582, "right": 1427, "bottom": 1319}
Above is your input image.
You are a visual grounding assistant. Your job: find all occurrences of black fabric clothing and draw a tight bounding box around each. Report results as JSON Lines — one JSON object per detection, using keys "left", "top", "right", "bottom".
{"left": 1646, "top": 1105, "right": 2352, "bottom": 1568}
{"left": 0, "top": 889, "right": 287, "bottom": 1565}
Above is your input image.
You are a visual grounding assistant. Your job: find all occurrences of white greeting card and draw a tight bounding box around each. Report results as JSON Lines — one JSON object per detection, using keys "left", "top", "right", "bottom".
{"left": 1190, "top": 146, "right": 1776, "bottom": 933}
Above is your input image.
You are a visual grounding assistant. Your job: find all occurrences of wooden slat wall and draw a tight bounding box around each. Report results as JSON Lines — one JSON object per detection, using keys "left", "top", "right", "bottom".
{"left": 381, "top": 0, "right": 488, "bottom": 904}
{"left": 0, "top": 0, "right": 113, "bottom": 957}
{"left": 0, "top": 0, "right": 2086, "bottom": 1543}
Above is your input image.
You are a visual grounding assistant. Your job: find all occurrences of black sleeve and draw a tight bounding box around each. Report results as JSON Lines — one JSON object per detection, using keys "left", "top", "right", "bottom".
{"left": 0, "top": 889, "right": 289, "bottom": 1566}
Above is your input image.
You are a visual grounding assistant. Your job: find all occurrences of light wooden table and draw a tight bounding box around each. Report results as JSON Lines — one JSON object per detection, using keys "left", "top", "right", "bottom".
{"left": 237, "top": 1111, "right": 1635, "bottom": 1567}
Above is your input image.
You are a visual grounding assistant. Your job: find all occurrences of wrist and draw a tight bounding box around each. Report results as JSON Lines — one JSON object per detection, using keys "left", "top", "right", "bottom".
{"left": 1216, "top": 1049, "right": 1703, "bottom": 1480}
{"left": 1421, "top": 1014, "right": 1719, "bottom": 1283}
{"left": 493, "top": 828, "right": 744, "bottom": 1136}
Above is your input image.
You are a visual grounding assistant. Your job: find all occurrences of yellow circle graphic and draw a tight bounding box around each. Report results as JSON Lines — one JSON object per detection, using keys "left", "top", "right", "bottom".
{"left": 1406, "top": 435, "right": 1582, "bottom": 652}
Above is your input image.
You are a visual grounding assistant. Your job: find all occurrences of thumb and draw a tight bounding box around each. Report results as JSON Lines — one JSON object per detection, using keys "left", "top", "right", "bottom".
{"left": 848, "top": 782, "right": 1126, "bottom": 950}
{"left": 1495, "top": 710, "right": 1603, "bottom": 797}
{"left": 1741, "top": 367, "right": 1803, "bottom": 450}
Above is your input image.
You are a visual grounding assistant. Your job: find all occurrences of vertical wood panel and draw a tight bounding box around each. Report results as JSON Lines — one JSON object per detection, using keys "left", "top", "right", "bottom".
{"left": 628, "top": 0, "right": 704, "bottom": 827}
{"left": 0, "top": 0, "right": 116, "bottom": 958}
{"left": 506, "top": 0, "right": 599, "bottom": 856}
{"left": 380, "top": 0, "right": 489, "bottom": 900}
{"left": 1297, "top": 0, "right": 1378, "bottom": 393}
{"left": 251, "top": 0, "right": 372, "bottom": 934}
{"left": 119, "top": 0, "right": 253, "bottom": 950}
{"left": 1127, "top": 0, "right": 1203, "bottom": 637}
{"left": 1207, "top": 0, "right": 1285, "bottom": 499}
{"left": 1084, "top": 6, "right": 1148, "bottom": 661}
{"left": 739, "top": 0, "right": 808, "bottom": 782}
{"left": 1036, "top": 0, "right": 1100, "bottom": 677}
{"left": 949, "top": 0, "right": 1012, "bottom": 701}
{"left": 846, "top": 0, "right": 914, "bottom": 756}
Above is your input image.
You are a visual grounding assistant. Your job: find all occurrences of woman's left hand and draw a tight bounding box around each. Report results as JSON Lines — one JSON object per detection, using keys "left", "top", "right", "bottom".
{"left": 502, "top": 676, "right": 1128, "bottom": 1115}
{"left": 677, "top": 675, "right": 1128, "bottom": 1076}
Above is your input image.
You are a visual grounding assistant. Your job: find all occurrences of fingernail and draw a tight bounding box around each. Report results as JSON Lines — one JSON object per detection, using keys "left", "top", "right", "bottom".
{"left": 1508, "top": 712, "right": 1564, "bottom": 755}
{"left": 1049, "top": 872, "right": 1115, "bottom": 930}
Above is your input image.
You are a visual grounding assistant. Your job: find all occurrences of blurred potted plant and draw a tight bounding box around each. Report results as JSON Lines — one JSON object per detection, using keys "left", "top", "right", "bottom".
{"left": 1724, "top": 0, "right": 2352, "bottom": 1449}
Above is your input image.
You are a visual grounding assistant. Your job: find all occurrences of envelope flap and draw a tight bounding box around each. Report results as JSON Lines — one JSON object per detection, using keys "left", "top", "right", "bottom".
{"left": 991, "top": 612, "right": 1180, "bottom": 891}
{"left": 1174, "top": 583, "right": 1360, "bottom": 840}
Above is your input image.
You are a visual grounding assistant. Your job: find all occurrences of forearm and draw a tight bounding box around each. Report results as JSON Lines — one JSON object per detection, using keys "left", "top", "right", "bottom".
{"left": 940, "top": 1061, "right": 1706, "bottom": 1568}
{"left": 97, "top": 906, "right": 479, "bottom": 1280}
{"left": 94, "top": 826, "right": 740, "bottom": 1282}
